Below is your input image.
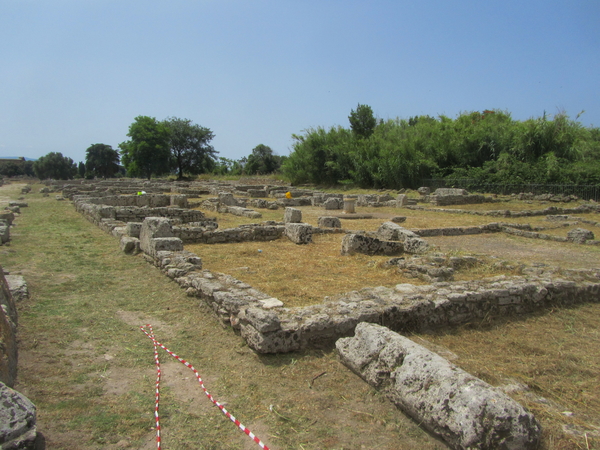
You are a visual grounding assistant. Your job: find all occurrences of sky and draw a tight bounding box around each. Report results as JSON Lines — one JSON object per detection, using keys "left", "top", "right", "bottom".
{"left": 1, "top": 0, "right": 599, "bottom": 164}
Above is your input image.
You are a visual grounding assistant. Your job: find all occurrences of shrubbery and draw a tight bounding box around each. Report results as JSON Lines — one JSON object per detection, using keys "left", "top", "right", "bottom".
{"left": 283, "top": 109, "right": 600, "bottom": 188}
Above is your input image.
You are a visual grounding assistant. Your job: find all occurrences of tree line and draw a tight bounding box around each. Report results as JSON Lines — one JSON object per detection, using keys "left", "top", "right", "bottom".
{"left": 26, "top": 116, "right": 284, "bottom": 180}
{"left": 282, "top": 105, "right": 600, "bottom": 188}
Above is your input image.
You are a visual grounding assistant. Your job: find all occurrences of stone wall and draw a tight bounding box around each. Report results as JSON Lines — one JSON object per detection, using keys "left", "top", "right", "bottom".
{"left": 69, "top": 184, "right": 600, "bottom": 355}
{"left": 0, "top": 266, "right": 17, "bottom": 387}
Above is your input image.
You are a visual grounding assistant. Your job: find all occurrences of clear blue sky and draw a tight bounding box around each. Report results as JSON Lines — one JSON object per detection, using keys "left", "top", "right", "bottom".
{"left": 1, "top": 0, "right": 598, "bottom": 164}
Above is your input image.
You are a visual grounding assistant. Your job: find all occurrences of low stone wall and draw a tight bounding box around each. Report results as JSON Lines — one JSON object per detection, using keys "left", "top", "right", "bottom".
{"left": 174, "top": 223, "right": 285, "bottom": 244}
{"left": 69, "top": 187, "right": 600, "bottom": 356}
{"left": 406, "top": 203, "right": 600, "bottom": 217}
{"left": 73, "top": 196, "right": 206, "bottom": 226}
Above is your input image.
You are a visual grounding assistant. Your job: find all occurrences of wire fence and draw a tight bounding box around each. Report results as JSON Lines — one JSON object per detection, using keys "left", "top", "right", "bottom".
{"left": 421, "top": 179, "right": 600, "bottom": 202}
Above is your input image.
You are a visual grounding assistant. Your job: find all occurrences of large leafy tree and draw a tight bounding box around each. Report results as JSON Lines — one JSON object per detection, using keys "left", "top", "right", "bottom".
{"left": 119, "top": 116, "right": 171, "bottom": 179}
{"left": 85, "top": 143, "right": 120, "bottom": 178}
{"left": 163, "top": 117, "right": 217, "bottom": 179}
{"left": 244, "top": 144, "right": 282, "bottom": 175}
{"left": 33, "top": 152, "right": 77, "bottom": 180}
{"left": 348, "top": 103, "right": 377, "bottom": 139}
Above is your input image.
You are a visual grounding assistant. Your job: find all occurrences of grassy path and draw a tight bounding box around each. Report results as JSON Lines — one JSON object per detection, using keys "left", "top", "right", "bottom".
{"left": 3, "top": 184, "right": 444, "bottom": 450}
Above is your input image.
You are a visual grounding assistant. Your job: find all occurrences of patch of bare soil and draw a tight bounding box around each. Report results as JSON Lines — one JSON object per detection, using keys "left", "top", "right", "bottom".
{"left": 427, "top": 233, "right": 600, "bottom": 269}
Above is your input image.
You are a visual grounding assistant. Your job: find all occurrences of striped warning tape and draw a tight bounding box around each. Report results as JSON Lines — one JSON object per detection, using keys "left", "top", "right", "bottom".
{"left": 140, "top": 325, "right": 270, "bottom": 450}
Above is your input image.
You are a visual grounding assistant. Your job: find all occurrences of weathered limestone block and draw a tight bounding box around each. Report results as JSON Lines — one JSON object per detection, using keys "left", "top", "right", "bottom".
{"left": 417, "top": 187, "right": 430, "bottom": 195}
{"left": 170, "top": 194, "right": 188, "bottom": 208}
{"left": 125, "top": 222, "right": 143, "bottom": 238}
{"left": 140, "top": 217, "right": 183, "bottom": 256}
{"left": 323, "top": 197, "right": 343, "bottom": 210}
{"left": 567, "top": 228, "right": 594, "bottom": 244}
{"left": 336, "top": 323, "right": 541, "bottom": 450}
{"left": 120, "top": 236, "right": 141, "bottom": 255}
{"left": 396, "top": 194, "right": 409, "bottom": 207}
{"left": 218, "top": 192, "right": 238, "bottom": 206}
{"left": 433, "top": 188, "right": 468, "bottom": 196}
{"left": 0, "top": 268, "right": 17, "bottom": 387}
{"left": 376, "top": 223, "right": 430, "bottom": 253}
{"left": 0, "top": 211, "right": 15, "bottom": 226}
{"left": 341, "top": 234, "right": 404, "bottom": 256}
{"left": 248, "top": 188, "right": 268, "bottom": 198}
{"left": 150, "top": 237, "right": 184, "bottom": 254}
{"left": 4, "top": 276, "right": 28, "bottom": 302}
{"left": 284, "top": 207, "right": 302, "bottom": 223}
{"left": 0, "top": 381, "right": 38, "bottom": 449}
{"left": 0, "top": 222, "right": 9, "bottom": 244}
{"left": 285, "top": 223, "right": 313, "bottom": 244}
{"left": 227, "top": 206, "right": 262, "bottom": 219}
{"left": 377, "top": 221, "right": 405, "bottom": 240}
{"left": 318, "top": 216, "right": 342, "bottom": 228}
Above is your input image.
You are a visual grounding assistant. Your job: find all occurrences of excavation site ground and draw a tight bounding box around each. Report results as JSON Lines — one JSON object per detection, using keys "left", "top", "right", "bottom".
{"left": 1, "top": 179, "right": 599, "bottom": 450}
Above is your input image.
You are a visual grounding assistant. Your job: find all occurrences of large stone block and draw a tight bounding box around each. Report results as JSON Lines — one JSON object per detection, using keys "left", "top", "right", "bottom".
{"left": 284, "top": 207, "right": 302, "bottom": 223}
{"left": 4, "top": 275, "right": 28, "bottom": 302}
{"left": 567, "top": 228, "right": 594, "bottom": 244}
{"left": 0, "top": 223, "right": 9, "bottom": 244}
{"left": 0, "top": 211, "right": 15, "bottom": 226}
{"left": 336, "top": 323, "right": 541, "bottom": 450}
{"left": 285, "top": 223, "right": 312, "bottom": 244}
{"left": 0, "top": 381, "right": 38, "bottom": 449}
{"left": 140, "top": 217, "right": 181, "bottom": 256}
{"left": 318, "top": 216, "right": 341, "bottom": 228}
{"left": 323, "top": 197, "right": 343, "bottom": 210}
{"left": 341, "top": 234, "right": 404, "bottom": 256}
{"left": 0, "top": 268, "right": 17, "bottom": 387}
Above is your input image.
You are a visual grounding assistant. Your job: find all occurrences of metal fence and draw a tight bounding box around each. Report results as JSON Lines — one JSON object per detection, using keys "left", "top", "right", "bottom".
{"left": 421, "top": 179, "right": 600, "bottom": 202}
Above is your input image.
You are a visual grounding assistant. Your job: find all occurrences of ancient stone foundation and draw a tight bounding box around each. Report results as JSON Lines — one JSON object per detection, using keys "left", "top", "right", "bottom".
{"left": 337, "top": 323, "right": 541, "bottom": 450}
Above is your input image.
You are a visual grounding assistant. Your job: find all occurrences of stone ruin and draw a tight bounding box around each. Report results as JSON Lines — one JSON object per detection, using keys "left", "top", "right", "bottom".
{"left": 11, "top": 178, "right": 597, "bottom": 449}
{"left": 337, "top": 323, "right": 542, "bottom": 449}
{"left": 0, "top": 265, "right": 38, "bottom": 449}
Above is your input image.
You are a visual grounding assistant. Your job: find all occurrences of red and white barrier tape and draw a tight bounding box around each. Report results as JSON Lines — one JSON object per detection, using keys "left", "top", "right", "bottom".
{"left": 140, "top": 325, "right": 270, "bottom": 450}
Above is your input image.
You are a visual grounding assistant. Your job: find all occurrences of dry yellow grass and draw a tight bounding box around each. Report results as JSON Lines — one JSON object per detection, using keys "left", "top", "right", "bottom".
{"left": 188, "top": 234, "right": 420, "bottom": 308}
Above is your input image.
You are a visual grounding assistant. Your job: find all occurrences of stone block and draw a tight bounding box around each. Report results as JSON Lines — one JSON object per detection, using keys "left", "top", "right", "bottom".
{"left": 341, "top": 233, "right": 404, "bottom": 256}
{"left": 150, "top": 237, "right": 184, "bottom": 254}
{"left": 285, "top": 223, "right": 313, "bottom": 244}
{"left": 318, "top": 216, "right": 341, "bottom": 228}
{"left": 396, "top": 194, "right": 409, "bottom": 206}
{"left": 323, "top": 197, "right": 343, "bottom": 210}
{"left": 125, "top": 222, "right": 143, "bottom": 238}
{"left": 284, "top": 207, "right": 302, "bottom": 223}
{"left": 0, "top": 223, "right": 9, "bottom": 244}
{"left": 4, "top": 276, "right": 28, "bottom": 302}
{"left": 170, "top": 195, "right": 188, "bottom": 208}
{"left": 567, "top": 228, "right": 594, "bottom": 244}
{"left": 0, "top": 268, "right": 17, "bottom": 386}
{"left": 120, "top": 236, "right": 141, "bottom": 255}
{"left": 377, "top": 221, "right": 404, "bottom": 240}
{"left": 0, "top": 381, "right": 38, "bottom": 449}
{"left": 0, "top": 212, "right": 14, "bottom": 226}
{"left": 336, "top": 323, "right": 541, "bottom": 450}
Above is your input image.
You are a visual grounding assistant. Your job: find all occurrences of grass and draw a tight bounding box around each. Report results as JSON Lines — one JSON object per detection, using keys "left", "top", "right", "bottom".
{"left": 2, "top": 180, "right": 600, "bottom": 449}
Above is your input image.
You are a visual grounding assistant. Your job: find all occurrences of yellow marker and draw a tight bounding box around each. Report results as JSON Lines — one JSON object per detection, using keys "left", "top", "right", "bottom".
{"left": 285, "top": 191, "right": 292, "bottom": 199}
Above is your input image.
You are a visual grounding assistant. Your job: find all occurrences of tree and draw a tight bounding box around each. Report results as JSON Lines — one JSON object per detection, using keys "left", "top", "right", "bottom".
{"left": 348, "top": 103, "right": 377, "bottom": 139}
{"left": 244, "top": 144, "right": 282, "bottom": 175}
{"left": 85, "top": 143, "right": 120, "bottom": 178}
{"left": 33, "top": 152, "right": 77, "bottom": 180}
{"left": 78, "top": 162, "right": 86, "bottom": 178}
{"left": 163, "top": 117, "right": 217, "bottom": 179}
{"left": 119, "top": 116, "right": 171, "bottom": 179}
